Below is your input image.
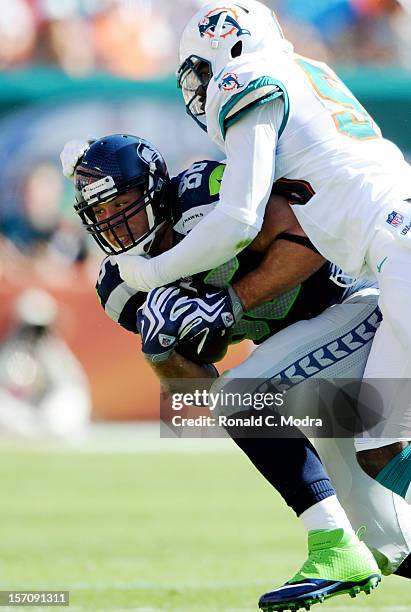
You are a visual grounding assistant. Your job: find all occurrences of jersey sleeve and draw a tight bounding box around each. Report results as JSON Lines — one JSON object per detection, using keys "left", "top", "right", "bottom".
{"left": 96, "top": 257, "right": 146, "bottom": 334}
{"left": 206, "top": 55, "right": 288, "bottom": 144}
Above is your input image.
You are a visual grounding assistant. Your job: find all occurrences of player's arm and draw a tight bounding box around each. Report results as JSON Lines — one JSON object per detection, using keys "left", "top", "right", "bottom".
{"left": 115, "top": 101, "right": 281, "bottom": 292}
{"left": 146, "top": 352, "right": 219, "bottom": 419}
{"left": 234, "top": 238, "right": 325, "bottom": 312}
{"left": 148, "top": 352, "right": 218, "bottom": 380}
{"left": 233, "top": 196, "right": 325, "bottom": 310}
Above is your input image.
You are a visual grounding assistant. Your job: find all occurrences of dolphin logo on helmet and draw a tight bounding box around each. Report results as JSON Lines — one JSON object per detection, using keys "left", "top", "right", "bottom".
{"left": 198, "top": 8, "right": 251, "bottom": 39}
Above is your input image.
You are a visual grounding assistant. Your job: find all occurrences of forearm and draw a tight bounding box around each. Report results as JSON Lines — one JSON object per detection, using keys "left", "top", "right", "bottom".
{"left": 146, "top": 351, "right": 218, "bottom": 395}
{"left": 233, "top": 239, "right": 326, "bottom": 311}
{"left": 138, "top": 209, "right": 257, "bottom": 289}
{"left": 148, "top": 351, "right": 217, "bottom": 380}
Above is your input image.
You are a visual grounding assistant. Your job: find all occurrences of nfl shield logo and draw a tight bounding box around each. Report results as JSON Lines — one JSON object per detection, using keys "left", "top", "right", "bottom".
{"left": 222, "top": 312, "right": 234, "bottom": 327}
{"left": 386, "top": 211, "right": 404, "bottom": 227}
{"left": 159, "top": 334, "right": 175, "bottom": 348}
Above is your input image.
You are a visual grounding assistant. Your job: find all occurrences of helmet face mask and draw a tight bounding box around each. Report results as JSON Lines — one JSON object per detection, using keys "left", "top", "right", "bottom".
{"left": 79, "top": 182, "right": 162, "bottom": 255}
{"left": 74, "top": 135, "right": 170, "bottom": 256}
{"left": 178, "top": 55, "right": 212, "bottom": 133}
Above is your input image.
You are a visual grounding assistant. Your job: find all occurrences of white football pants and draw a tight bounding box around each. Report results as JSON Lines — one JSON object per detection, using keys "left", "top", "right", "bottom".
{"left": 355, "top": 203, "right": 411, "bottom": 450}
{"left": 217, "top": 288, "right": 411, "bottom": 573}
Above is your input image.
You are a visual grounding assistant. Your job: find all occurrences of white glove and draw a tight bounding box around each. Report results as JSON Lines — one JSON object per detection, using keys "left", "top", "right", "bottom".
{"left": 60, "top": 139, "right": 94, "bottom": 179}
{"left": 112, "top": 253, "right": 154, "bottom": 292}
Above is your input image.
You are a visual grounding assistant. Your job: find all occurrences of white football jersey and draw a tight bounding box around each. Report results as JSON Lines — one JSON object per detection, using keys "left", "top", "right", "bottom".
{"left": 206, "top": 52, "right": 411, "bottom": 277}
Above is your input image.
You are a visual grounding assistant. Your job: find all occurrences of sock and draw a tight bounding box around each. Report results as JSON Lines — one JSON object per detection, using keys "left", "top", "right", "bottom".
{"left": 231, "top": 433, "right": 336, "bottom": 516}
{"left": 299, "top": 496, "right": 355, "bottom": 534}
{"left": 376, "top": 444, "right": 411, "bottom": 499}
{"left": 394, "top": 553, "right": 411, "bottom": 579}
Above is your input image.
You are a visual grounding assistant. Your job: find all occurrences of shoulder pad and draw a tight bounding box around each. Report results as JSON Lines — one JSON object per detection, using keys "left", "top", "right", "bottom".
{"left": 172, "top": 160, "right": 226, "bottom": 236}
{"left": 96, "top": 257, "right": 146, "bottom": 334}
{"left": 207, "top": 55, "right": 286, "bottom": 143}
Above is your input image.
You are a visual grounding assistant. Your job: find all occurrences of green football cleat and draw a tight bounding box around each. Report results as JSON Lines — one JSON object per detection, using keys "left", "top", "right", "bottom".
{"left": 259, "top": 528, "right": 381, "bottom": 611}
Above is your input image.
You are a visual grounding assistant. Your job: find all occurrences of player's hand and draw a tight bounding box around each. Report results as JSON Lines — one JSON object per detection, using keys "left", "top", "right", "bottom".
{"left": 176, "top": 286, "right": 243, "bottom": 348}
{"left": 136, "top": 286, "right": 187, "bottom": 362}
{"left": 114, "top": 252, "right": 153, "bottom": 292}
{"left": 60, "top": 138, "right": 95, "bottom": 179}
{"left": 136, "top": 285, "right": 243, "bottom": 363}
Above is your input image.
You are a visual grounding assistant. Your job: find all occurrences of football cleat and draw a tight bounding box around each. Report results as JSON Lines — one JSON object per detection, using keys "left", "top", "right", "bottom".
{"left": 259, "top": 528, "right": 381, "bottom": 611}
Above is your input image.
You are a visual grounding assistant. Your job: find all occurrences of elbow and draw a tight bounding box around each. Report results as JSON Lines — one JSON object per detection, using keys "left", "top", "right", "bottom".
{"left": 231, "top": 222, "right": 259, "bottom": 252}
{"left": 205, "top": 209, "right": 259, "bottom": 256}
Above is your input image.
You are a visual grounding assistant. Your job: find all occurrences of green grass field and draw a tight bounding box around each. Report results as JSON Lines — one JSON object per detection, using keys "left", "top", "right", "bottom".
{"left": 0, "top": 443, "right": 409, "bottom": 612}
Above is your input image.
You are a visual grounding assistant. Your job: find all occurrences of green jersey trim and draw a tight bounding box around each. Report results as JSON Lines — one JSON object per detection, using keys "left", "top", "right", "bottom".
{"left": 247, "top": 284, "right": 301, "bottom": 321}
{"left": 204, "top": 257, "right": 239, "bottom": 287}
{"left": 208, "top": 163, "right": 225, "bottom": 196}
{"left": 229, "top": 285, "right": 301, "bottom": 344}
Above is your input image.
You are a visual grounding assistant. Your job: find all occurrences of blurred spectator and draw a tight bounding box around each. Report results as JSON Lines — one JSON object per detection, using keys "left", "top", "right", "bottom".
{"left": 275, "top": 0, "right": 409, "bottom": 65}
{"left": 35, "top": 17, "right": 96, "bottom": 77}
{"left": 92, "top": 1, "right": 175, "bottom": 78}
{"left": 1, "top": 161, "right": 89, "bottom": 263}
{"left": 24, "top": 162, "right": 64, "bottom": 243}
{"left": 390, "top": 0, "right": 411, "bottom": 69}
{"left": 0, "top": 0, "right": 36, "bottom": 69}
{"left": 0, "top": 288, "right": 91, "bottom": 440}
{"left": 332, "top": 0, "right": 404, "bottom": 65}
{"left": 277, "top": 17, "right": 332, "bottom": 62}
{"left": 1, "top": 0, "right": 410, "bottom": 75}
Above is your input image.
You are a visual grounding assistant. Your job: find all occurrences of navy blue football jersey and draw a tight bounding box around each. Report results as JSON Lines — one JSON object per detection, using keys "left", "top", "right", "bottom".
{"left": 96, "top": 160, "right": 357, "bottom": 346}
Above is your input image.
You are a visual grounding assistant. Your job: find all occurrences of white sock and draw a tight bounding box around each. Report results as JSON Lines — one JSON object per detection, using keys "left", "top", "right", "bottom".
{"left": 299, "top": 495, "right": 355, "bottom": 535}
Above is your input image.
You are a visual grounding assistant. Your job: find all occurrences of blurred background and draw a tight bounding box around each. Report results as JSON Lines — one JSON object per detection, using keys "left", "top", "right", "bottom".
{"left": 0, "top": 0, "right": 411, "bottom": 435}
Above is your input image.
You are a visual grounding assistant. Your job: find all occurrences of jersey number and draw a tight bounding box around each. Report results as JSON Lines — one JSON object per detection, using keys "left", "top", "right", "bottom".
{"left": 178, "top": 162, "right": 208, "bottom": 197}
{"left": 296, "top": 57, "right": 380, "bottom": 141}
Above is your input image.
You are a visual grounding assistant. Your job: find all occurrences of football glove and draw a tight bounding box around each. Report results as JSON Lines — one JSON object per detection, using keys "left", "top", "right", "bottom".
{"left": 136, "top": 285, "right": 243, "bottom": 363}
{"left": 176, "top": 286, "right": 243, "bottom": 360}
{"left": 60, "top": 138, "right": 95, "bottom": 179}
{"left": 137, "top": 286, "right": 183, "bottom": 363}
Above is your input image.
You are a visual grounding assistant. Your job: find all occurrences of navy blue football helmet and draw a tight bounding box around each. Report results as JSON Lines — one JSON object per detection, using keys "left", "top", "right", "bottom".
{"left": 74, "top": 134, "right": 170, "bottom": 255}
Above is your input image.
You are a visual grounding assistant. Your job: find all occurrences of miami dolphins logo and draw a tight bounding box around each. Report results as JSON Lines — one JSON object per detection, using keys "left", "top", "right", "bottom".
{"left": 198, "top": 8, "right": 251, "bottom": 39}
{"left": 218, "top": 72, "right": 244, "bottom": 92}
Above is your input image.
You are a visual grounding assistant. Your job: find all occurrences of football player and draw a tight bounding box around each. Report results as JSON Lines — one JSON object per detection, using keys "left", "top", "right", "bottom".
{"left": 62, "top": 135, "right": 410, "bottom": 611}
{"left": 110, "top": 0, "right": 411, "bottom": 507}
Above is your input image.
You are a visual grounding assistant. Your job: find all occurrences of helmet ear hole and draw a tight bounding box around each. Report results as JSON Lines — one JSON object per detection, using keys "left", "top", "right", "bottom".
{"left": 231, "top": 41, "right": 242, "bottom": 58}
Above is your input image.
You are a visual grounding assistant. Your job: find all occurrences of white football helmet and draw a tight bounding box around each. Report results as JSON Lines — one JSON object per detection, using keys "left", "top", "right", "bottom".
{"left": 177, "top": 0, "right": 291, "bottom": 131}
